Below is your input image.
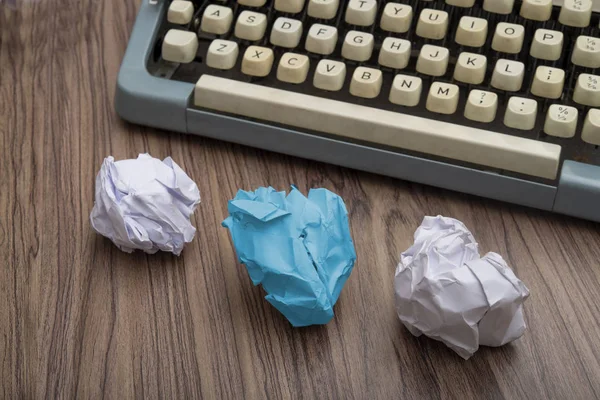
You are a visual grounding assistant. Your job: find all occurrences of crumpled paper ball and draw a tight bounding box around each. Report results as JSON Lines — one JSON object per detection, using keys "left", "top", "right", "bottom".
{"left": 395, "top": 216, "right": 530, "bottom": 359}
{"left": 222, "top": 186, "right": 357, "bottom": 327}
{"left": 90, "top": 153, "right": 201, "bottom": 255}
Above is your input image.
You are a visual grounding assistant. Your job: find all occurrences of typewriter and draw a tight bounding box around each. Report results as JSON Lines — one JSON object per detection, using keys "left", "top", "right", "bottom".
{"left": 116, "top": 0, "right": 600, "bottom": 222}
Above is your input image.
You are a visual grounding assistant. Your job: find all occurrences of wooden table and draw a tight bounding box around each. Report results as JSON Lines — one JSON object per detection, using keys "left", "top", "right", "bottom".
{"left": 2, "top": 0, "right": 600, "bottom": 398}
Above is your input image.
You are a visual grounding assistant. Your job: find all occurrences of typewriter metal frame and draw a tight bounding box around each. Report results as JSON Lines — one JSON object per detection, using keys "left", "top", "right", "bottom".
{"left": 115, "top": 0, "right": 600, "bottom": 222}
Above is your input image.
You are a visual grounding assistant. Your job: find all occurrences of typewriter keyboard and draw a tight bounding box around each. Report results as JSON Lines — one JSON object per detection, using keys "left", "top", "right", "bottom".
{"left": 151, "top": 0, "right": 600, "bottom": 181}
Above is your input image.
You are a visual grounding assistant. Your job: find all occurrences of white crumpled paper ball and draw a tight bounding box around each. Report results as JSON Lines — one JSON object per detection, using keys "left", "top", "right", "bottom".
{"left": 90, "top": 154, "right": 201, "bottom": 255}
{"left": 395, "top": 216, "right": 530, "bottom": 359}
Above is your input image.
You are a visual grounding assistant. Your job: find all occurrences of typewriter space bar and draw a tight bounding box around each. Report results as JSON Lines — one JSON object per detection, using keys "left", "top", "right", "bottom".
{"left": 194, "top": 75, "right": 561, "bottom": 180}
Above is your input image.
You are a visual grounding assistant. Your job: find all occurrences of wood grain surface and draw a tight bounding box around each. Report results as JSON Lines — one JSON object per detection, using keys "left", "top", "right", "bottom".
{"left": 2, "top": 0, "right": 600, "bottom": 398}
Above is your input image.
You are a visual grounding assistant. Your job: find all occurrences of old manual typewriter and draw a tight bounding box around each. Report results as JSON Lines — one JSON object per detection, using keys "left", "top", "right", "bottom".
{"left": 116, "top": 0, "right": 600, "bottom": 222}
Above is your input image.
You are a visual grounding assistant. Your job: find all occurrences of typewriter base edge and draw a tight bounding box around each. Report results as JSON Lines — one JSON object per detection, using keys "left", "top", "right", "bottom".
{"left": 187, "top": 108, "right": 560, "bottom": 213}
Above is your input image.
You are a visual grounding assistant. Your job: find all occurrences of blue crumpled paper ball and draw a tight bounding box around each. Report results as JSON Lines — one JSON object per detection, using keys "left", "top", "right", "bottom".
{"left": 222, "top": 186, "right": 357, "bottom": 327}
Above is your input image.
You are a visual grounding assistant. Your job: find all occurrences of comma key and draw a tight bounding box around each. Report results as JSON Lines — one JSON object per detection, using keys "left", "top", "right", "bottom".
{"left": 464, "top": 90, "right": 498, "bottom": 123}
